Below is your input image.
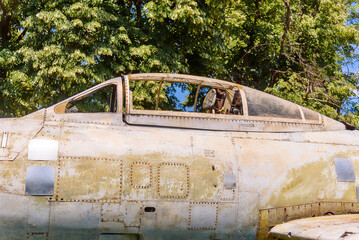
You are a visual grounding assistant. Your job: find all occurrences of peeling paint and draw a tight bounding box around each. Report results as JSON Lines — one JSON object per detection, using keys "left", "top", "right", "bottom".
{"left": 0, "top": 74, "right": 358, "bottom": 240}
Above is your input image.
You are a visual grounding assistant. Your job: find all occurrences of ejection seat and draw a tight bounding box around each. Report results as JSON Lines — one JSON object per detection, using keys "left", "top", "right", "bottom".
{"left": 203, "top": 87, "right": 242, "bottom": 115}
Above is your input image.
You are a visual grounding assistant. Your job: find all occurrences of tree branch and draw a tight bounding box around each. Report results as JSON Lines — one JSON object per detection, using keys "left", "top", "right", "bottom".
{"left": 239, "top": 43, "right": 271, "bottom": 63}
{"left": 134, "top": 0, "right": 142, "bottom": 19}
{"left": 16, "top": 27, "right": 27, "bottom": 42}
{"left": 307, "top": 97, "right": 341, "bottom": 109}
{"left": 280, "top": 0, "right": 291, "bottom": 54}
{"left": 270, "top": 0, "right": 291, "bottom": 86}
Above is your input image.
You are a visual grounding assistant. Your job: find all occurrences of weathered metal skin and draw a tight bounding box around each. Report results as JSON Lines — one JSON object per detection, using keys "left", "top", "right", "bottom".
{"left": 269, "top": 214, "right": 359, "bottom": 239}
{"left": 0, "top": 73, "right": 357, "bottom": 240}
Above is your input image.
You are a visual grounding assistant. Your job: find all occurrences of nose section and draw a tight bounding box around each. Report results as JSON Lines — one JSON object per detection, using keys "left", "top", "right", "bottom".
{"left": 0, "top": 109, "right": 45, "bottom": 161}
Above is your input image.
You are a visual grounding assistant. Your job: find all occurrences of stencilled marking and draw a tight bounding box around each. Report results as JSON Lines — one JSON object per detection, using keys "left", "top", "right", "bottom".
{"left": 26, "top": 232, "right": 48, "bottom": 240}
{"left": 203, "top": 150, "right": 216, "bottom": 158}
{"left": 157, "top": 163, "right": 189, "bottom": 199}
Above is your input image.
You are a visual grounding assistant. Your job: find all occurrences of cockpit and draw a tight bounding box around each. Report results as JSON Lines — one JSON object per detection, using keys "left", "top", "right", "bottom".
{"left": 49, "top": 73, "right": 346, "bottom": 132}
{"left": 123, "top": 74, "right": 330, "bottom": 131}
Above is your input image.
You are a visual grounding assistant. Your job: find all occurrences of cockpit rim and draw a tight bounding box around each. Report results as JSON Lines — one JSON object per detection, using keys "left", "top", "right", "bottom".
{"left": 41, "top": 73, "right": 347, "bottom": 132}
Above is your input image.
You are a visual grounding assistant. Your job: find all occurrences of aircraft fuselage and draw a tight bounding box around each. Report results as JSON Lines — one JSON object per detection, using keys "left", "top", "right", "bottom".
{"left": 0, "top": 74, "right": 357, "bottom": 240}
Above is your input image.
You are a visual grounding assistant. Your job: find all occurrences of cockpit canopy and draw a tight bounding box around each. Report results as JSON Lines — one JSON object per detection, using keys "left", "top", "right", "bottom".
{"left": 49, "top": 73, "right": 345, "bottom": 132}
{"left": 125, "top": 74, "right": 321, "bottom": 121}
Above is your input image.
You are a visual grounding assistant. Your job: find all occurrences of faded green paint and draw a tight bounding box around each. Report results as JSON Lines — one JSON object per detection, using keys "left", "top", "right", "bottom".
{"left": 0, "top": 74, "right": 357, "bottom": 240}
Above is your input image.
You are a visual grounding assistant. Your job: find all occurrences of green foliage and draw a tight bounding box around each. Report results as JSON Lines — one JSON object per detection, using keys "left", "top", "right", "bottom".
{"left": 0, "top": 0, "right": 227, "bottom": 116}
{"left": 224, "top": 0, "right": 359, "bottom": 124}
{"left": 130, "top": 80, "right": 169, "bottom": 110}
{"left": 0, "top": 0, "right": 359, "bottom": 126}
{"left": 130, "top": 81, "right": 202, "bottom": 111}
{"left": 66, "top": 85, "right": 115, "bottom": 113}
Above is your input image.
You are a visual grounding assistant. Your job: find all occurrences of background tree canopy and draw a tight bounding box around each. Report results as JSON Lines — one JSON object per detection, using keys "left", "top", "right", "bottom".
{"left": 1, "top": 0, "right": 359, "bottom": 125}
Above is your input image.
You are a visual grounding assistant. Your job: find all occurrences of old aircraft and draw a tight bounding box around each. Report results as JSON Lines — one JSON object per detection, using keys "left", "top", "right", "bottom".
{"left": 0, "top": 73, "right": 358, "bottom": 240}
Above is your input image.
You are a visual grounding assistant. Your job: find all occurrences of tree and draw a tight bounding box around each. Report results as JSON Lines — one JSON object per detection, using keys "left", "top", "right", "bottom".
{"left": 223, "top": 0, "right": 359, "bottom": 124}
{"left": 0, "top": 0, "right": 228, "bottom": 116}
{"left": 0, "top": 0, "right": 359, "bottom": 126}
